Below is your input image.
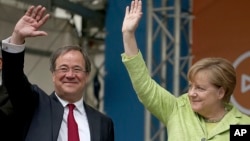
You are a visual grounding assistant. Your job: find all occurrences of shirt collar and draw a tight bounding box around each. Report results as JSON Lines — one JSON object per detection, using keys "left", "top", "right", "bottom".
{"left": 55, "top": 92, "right": 85, "bottom": 115}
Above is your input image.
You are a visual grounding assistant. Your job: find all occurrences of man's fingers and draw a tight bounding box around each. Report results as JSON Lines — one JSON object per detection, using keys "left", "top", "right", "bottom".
{"left": 33, "top": 31, "right": 48, "bottom": 36}
{"left": 36, "top": 7, "right": 47, "bottom": 22}
{"left": 25, "top": 5, "right": 35, "bottom": 16}
{"left": 31, "top": 5, "right": 42, "bottom": 19}
{"left": 37, "top": 14, "right": 50, "bottom": 27}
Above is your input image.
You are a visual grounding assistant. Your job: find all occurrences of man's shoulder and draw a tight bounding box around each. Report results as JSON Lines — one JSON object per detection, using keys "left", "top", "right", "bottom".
{"left": 84, "top": 103, "right": 113, "bottom": 120}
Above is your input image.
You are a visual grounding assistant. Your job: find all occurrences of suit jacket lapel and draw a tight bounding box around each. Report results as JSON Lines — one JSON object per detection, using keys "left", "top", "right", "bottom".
{"left": 84, "top": 102, "right": 98, "bottom": 141}
{"left": 50, "top": 93, "right": 64, "bottom": 141}
{"left": 49, "top": 95, "right": 100, "bottom": 141}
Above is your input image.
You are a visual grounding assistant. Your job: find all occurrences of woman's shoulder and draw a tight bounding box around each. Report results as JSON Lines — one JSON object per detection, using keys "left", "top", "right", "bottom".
{"left": 176, "top": 93, "right": 190, "bottom": 107}
{"left": 230, "top": 106, "right": 250, "bottom": 123}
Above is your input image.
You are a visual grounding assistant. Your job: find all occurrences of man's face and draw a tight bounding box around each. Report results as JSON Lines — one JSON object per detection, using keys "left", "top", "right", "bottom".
{"left": 52, "top": 50, "right": 89, "bottom": 102}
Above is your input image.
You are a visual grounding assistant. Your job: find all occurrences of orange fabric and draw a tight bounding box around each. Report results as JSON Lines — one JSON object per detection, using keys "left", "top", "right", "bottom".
{"left": 193, "top": 0, "right": 250, "bottom": 115}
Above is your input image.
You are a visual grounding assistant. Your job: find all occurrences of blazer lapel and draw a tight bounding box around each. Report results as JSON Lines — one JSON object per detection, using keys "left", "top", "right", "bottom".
{"left": 84, "top": 102, "right": 99, "bottom": 141}
{"left": 50, "top": 93, "right": 64, "bottom": 141}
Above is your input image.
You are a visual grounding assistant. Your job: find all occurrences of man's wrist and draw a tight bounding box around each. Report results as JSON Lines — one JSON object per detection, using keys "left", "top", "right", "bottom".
{"left": 2, "top": 37, "right": 25, "bottom": 53}
{"left": 10, "top": 32, "right": 25, "bottom": 45}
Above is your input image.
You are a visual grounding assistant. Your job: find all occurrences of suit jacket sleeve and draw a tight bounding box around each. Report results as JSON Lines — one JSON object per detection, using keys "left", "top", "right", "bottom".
{"left": 2, "top": 48, "right": 38, "bottom": 118}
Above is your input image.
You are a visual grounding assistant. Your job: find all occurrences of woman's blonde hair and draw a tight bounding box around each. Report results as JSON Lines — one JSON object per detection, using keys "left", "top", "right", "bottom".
{"left": 188, "top": 57, "right": 236, "bottom": 103}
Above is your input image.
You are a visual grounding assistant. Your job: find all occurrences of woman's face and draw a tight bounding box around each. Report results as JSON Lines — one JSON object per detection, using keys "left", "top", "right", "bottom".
{"left": 188, "top": 70, "right": 224, "bottom": 115}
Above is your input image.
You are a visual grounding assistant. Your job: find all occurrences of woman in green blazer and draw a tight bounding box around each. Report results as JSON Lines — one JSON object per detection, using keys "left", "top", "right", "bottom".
{"left": 121, "top": 0, "right": 250, "bottom": 141}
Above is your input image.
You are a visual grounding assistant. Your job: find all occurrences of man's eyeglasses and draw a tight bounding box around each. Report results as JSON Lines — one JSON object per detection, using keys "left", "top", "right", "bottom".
{"left": 55, "top": 67, "right": 87, "bottom": 74}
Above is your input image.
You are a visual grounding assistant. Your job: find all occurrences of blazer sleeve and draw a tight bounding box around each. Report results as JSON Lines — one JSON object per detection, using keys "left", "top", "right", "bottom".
{"left": 2, "top": 48, "right": 38, "bottom": 116}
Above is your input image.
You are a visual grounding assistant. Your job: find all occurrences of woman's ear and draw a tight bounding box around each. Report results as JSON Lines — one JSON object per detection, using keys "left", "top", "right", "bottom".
{"left": 218, "top": 87, "right": 225, "bottom": 99}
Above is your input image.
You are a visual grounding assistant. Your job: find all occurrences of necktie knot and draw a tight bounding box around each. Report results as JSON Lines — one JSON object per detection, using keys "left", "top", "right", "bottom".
{"left": 68, "top": 104, "right": 75, "bottom": 111}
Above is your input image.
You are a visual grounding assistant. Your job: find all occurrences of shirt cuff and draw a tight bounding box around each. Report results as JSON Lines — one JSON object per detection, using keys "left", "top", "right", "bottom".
{"left": 121, "top": 50, "right": 141, "bottom": 62}
{"left": 1, "top": 36, "right": 25, "bottom": 53}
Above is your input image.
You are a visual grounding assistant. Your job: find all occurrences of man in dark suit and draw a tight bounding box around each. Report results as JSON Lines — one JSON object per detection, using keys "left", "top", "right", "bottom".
{"left": 1, "top": 5, "right": 114, "bottom": 141}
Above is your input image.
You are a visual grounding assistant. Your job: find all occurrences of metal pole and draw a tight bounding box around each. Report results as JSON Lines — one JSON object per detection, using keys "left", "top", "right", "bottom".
{"left": 145, "top": 0, "right": 153, "bottom": 140}
{"left": 174, "top": 0, "right": 181, "bottom": 97}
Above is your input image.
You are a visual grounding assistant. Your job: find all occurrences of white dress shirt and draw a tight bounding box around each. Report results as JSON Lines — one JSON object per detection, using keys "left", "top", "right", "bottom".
{"left": 56, "top": 94, "right": 90, "bottom": 141}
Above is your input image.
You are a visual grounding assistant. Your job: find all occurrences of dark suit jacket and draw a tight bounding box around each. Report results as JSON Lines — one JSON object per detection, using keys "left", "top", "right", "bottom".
{"left": 0, "top": 83, "right": 13, "bottom": 116}
{"left": 2, "top": 49, "right": 114, "bottom": 141}
{"left": 0, "top": 83, "right": 20, "bottom": 141}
